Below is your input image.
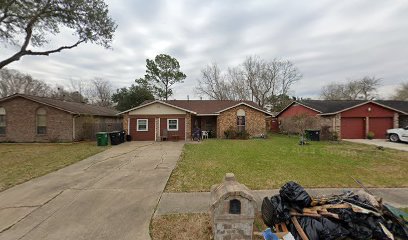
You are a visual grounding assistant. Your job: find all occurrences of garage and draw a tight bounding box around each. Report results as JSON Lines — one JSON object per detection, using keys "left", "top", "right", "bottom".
{"left": 369, "top": 117, "right": 393, "bottom": 139}
{"left": 341, "top": 117, "right": 365, "bottom": 139}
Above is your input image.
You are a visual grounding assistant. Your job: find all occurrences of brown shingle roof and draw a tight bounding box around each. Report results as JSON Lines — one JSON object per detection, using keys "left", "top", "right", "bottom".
{"left": 0, "top": 94, "right": 119, "bottom": 116}
{"left": 277, "top": 99, "right": 408, "bottom": 116}
{"left": 164, "top": 100, "right": 267, "bottom": 115}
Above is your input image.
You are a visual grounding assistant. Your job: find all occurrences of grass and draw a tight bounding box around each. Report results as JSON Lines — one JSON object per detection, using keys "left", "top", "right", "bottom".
{"left": 166, "top": 134, "right": 408, "bottom": 192}
{"left": 150, "top": 213, "right": 211, "bottom": 240}
{"left": 0, "top": 142, "right": 108, "bottom": 191}
{"left": 150, "top": 213, "right": 266, "bottom": 240}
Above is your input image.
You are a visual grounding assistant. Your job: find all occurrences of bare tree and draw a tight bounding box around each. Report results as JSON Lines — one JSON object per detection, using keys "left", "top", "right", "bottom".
{"left": 227, "top": 67, "right": 251, "bottom": 100}
{"left": 392, "top": 82, "right": 408, "bottom": 101}
{"left": 358, "top": 76, "right": 382, "bottom": 100}
{"left": 321, "top": 83, "right": 345, "bottom": 100}
{"left": 195, "top": 63, "right": 234, "bottom": 100}
{"left": 320, "top": 76, "right": 382, "bottom": 100}
{"left": 277, "top": 60, "right": 303, "bottom": 96}
{"left": 0, "top": 68, "right": 52, "bottom": 97}
{"left": 196, "top": 57, "right": 302, "bottom": 109}
{"left": 89, "top": 78, "right": 113, "bottom": 107}
{"left": 51, "top": 86, "right": 87, "bottom": 103}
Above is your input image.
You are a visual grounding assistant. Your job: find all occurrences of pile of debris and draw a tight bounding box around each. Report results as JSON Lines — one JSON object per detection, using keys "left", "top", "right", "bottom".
{"left": 261, "top": 182, "right": 408, "bottom": 240}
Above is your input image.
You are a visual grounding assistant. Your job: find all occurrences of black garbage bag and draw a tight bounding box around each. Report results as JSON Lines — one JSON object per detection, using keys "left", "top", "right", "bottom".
{"left": 329, "top": 208, "right": 392, "bottom": 240}
{"left": 261, "top": 195, "right": 291, "bottom": 226}
{"left": 279, "top": 181, "right": 312, "bottom": 211}
{"left": 288, "top": 217, "right": 349, "bottom": 240}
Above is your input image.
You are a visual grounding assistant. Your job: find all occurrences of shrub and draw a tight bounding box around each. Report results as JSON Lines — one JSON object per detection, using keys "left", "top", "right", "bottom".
{"left": 279, "top": 113, "right": 321, "bottom": 135}
{"left": 236, "top": 130, "right": 250, "bottom": 140}
{"left": 367, "top": 131, "right": 375, "bottom": 140}
{"left": 331, "top": 131, "right": 339, "bottom": 141}
{"left": 224, "top": 127, "right": 237, "bottom": 139}
{"left": 223, "top": 127, "right": 250, "bottom": 140}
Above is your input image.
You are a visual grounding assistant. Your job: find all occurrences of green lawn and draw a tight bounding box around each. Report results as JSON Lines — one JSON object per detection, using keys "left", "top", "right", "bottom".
{"left": 0, "top": 142, "right": 108, "bottom": 191}
{"left": 166, "top": 134, "right": 408, "bottom": 192}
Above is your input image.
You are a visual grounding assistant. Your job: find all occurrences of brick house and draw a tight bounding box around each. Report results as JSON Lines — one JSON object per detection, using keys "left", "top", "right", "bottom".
{"left": 276, "top": 100, "right": 408, "bottom": 139}
{"left": 0, "top": 94, "right": 122, "bottom": 142}
{"left": 119, "top": 100, "right": 271, "bottom": 141}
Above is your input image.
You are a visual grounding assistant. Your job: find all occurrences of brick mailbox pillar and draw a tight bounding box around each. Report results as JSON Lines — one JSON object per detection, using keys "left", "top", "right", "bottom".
{"left": 210, "top": 173, "right": 257, "bottom": 240}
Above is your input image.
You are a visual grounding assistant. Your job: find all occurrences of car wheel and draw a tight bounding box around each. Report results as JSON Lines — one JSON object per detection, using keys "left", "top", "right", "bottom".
{"left": 389, "top": 134, "right": 399, "bottom": 142}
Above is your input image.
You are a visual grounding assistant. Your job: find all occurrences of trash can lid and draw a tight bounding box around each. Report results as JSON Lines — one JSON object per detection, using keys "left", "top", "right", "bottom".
{"left": 97, "top": 132, "right": 108, "bottom": 134}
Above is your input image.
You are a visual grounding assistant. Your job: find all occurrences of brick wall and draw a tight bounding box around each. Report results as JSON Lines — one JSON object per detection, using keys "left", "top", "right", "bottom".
{"left": 217, "top": 105, "right": 266, "bottom": 138}
{"left": 128, "top": 114, "right": 187, "bottom": 141}
{"left": 399, "top": 115, "right": 408, "bottom": 128}
{"left": 0, "top": 97, "right": 73, "bottom": 142}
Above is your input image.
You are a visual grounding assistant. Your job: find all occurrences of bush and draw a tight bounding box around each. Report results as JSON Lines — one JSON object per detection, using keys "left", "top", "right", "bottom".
{"left": 223, "top": 127, "right": 250, "bottom": 140}
{"left": 331, "top": 131, "right": 339, "bottom": 141}
{"left": 236, "top": 130, "right": 250, "bottom": 140}
{"left": 367, "top": 131, "right": 375, "bottom": 140}
{"left": 224, "top": 127, "right": 237, "bottom": 139}
{"left": 279, "top": 113, "right": 321, "bottom": 135}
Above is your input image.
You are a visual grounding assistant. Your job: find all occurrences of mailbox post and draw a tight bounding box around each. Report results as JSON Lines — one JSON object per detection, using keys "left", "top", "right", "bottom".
{"left": 210, "top": 173, "right": 257, "bottom": 240}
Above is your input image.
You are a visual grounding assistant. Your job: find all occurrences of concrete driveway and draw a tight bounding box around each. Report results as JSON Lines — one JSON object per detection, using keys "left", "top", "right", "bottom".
{"left": 344, "top": 139, "right": 408, "bottom": 152}
{"left": 0, "top": 141, "right": 184, "bottom": 240}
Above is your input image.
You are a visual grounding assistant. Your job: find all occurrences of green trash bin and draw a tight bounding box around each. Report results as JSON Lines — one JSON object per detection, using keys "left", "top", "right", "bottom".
{"left": 96, "top": 132, "right": 109, "bottom": 146}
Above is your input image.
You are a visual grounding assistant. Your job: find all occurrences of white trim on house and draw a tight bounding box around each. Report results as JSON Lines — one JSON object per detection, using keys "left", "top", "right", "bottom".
{"left": 318, "top": 101, "right": 408, "bottom": 116}
{"left": 196, "top": 113, "right": 220, "bottom": 116}
{"left": 167, "top": 119, "right": 179, "bottom": 131}
{"left": 117, "top": 100, "right": 197, "bottom": 115}
{"left": 155, "top": 118, "right": 157, "bottom": 141}
{"left": 137, "top": 119, "right": 148, "bottom": 131}
{"left": 216, "top": 102, "right": 272, "bottom": 115}
{"left": 127, "top": 117, "right": 130, "bottom": 134}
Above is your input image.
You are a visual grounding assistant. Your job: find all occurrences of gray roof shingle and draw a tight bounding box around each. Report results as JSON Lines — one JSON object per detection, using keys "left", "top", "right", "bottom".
{"left": 0, "top": 94, "right": 119, "bottom": 116}
{"left": 295, "top": 100, "right": 408, "bottom": 115}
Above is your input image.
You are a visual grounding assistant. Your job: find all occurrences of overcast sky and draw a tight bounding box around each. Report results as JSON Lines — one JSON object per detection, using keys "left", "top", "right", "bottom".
{"left": 1, "top": 0, "right": 408, "bottom": 99}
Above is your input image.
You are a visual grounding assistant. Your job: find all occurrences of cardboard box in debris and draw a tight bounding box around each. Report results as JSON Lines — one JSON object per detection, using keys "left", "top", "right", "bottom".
{"left": 261, "top": 182, "right": 408, "bottom": 240}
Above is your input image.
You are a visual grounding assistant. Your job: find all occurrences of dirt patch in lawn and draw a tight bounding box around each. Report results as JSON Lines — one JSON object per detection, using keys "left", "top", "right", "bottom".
{"left": 150, "top": 213, "right": 267, "bottom": 240}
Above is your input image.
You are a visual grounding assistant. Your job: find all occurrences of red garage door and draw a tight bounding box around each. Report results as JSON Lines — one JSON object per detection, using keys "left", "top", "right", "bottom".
{"left": 369, "top": 117, "right": 393, "bottom": 139}
{"left": 341, "top": 117, "right": 365, "bottom": 139}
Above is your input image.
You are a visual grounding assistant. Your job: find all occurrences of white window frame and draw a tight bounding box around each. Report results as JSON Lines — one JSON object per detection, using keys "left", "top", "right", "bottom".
{"left": 167, "top": 119, "right": 179, "bottom": 131}
{"left": 137, "top": 119, "right": 148, "bottom": 131}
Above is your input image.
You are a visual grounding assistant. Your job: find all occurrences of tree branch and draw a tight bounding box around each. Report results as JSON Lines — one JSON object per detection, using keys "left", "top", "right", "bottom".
{"left": 25, "top": 39, "right": 86, "bottom": 56}
{"left": 0, "top": 39, "right": 86, "bottom": 69}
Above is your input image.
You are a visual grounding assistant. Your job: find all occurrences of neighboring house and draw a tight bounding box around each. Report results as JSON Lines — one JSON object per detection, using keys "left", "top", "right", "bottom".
{"left": 276, "top": 100, "right": 408, "bottom": 139}
{"left": 0, "top": 94, "right": 122, "bottom": 142}
{"left": 119, "top": 100, "right": 271, "bottom": 141}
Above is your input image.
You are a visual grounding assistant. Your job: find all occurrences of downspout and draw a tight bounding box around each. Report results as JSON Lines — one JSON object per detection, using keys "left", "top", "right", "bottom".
{"left": 73, "top": 114, "right": 80, "bottom": 141}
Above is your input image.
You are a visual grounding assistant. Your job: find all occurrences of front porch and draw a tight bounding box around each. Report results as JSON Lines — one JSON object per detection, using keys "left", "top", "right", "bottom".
{"left": 191, "top": 115, "right": 217, "bottom": 138}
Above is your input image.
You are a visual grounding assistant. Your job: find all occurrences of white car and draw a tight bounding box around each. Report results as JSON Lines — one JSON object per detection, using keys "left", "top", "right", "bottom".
{"left": 387, "top": 126, "right": 408, "bottom": 143}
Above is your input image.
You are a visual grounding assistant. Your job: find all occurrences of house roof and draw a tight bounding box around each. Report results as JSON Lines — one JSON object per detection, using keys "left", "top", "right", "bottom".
{"left": 277, "top": 99, "right": 408, "bottom": 116}
{"left": 376, "top": 100, "right": 408, "bottom": 114}
{"left": 119, "top": 99, "right": 271, "bottom": 116}
{"left": 0, "top": 94, "right": 119, "bottom": 116}
{"left": 164, "top": 100, "right": 270, "bottom": 115}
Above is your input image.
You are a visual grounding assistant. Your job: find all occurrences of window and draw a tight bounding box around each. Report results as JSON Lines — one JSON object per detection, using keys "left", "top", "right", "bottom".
{"left": 36, "top": 108, "right": 47, "bottom": 134}
{"left": 237, "top": 109, "right": 246, "bottom": 132}
{"left": 137, "top": 119, "right": 148, "bottom": 131}
{"left": 167, "top": 119, "right": 178, "bottom": 131}
{"left": 0, "top": 107, "right": 5, "bottom": 135}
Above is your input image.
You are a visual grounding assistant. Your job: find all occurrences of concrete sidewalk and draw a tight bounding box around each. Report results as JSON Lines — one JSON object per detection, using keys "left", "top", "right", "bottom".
{"left": 344, "top": 139, "right": 408, "bottom": 152}
{"left": 155, "top": 188, "right": 408, "bottom": 215}
{"left": 0, "top": 141, "right": 184, "bottom": 240}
